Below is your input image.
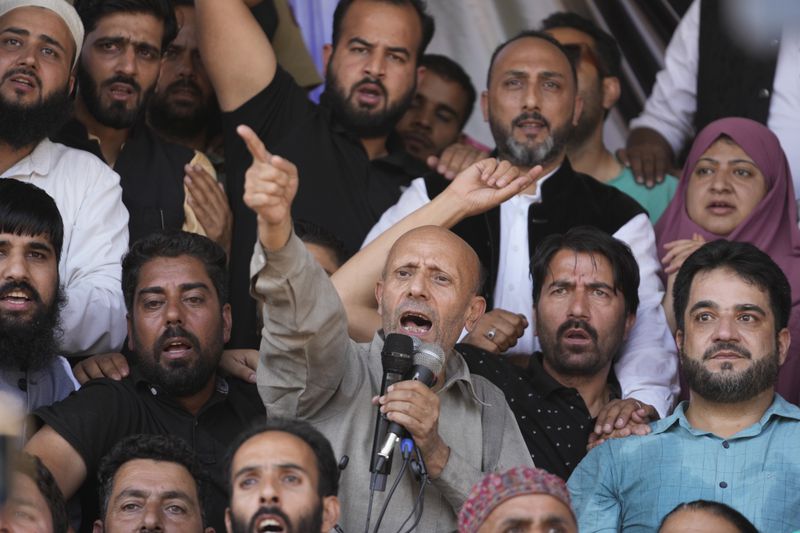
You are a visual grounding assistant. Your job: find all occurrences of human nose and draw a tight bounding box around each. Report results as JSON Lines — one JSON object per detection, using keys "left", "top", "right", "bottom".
{"left": 364, "top": 50, "right": 386, "bottom": 79}
{"left": 407, "top": 272, "right": 429, "bottom": 299}
{"left": 709, "top": 168, "right": 733, "bottom": 193}
{"left": 712, "top": 314, "right": 739, "bottom": 342}
{"left": 0, "top": 249, "right": 29, "bottom": 281}
{"left": 139, "top": 501, "right": 163, "bottom": 532}
{"left": 259, "top": 475, "right": 280, "bottom": 505}
{"left": 163, "top": 296, "right": 183, "bottom": 325}
{"left": 567, "top": 290, "right": 589, "bottom": 319}
{"left": 522, "top": 82, "right": 540, "bottom": 112}
{"left": 413, "top": 106, "right": 433, "bottom": 131}
{"left": 14, "top": 42, "right": 38, "bottom": 69}
{"left": 115, "top": 45, "right": 138, "bottom": 76}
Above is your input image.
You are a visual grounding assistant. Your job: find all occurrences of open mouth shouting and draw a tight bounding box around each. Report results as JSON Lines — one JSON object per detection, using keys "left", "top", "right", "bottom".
{"left": 353, "top": 79, "right": 386, "bottom": 108}
{"left": 0, "top": 281, "right": 40, "bottom": 313}
{"left": 249, "top": 507, "right": 293, "bottom": 533}
{"left": 2, "top": 68, "right": 41, "bottom": 95}
{"left": 399, "top": 310, "right": 433, "bottom": 337}
{"left": 156, "top": 326, "right": 200, "bottom": 363}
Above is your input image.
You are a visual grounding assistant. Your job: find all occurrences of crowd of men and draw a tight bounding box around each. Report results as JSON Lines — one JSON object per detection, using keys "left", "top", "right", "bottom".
{"left": 1, "top": 0, "right": 799, "bottom": 532}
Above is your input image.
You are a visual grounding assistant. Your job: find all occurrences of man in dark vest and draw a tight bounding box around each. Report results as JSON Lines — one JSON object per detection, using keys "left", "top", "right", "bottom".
{"left": 624, "top": 0, "right": 800, "bottom": 196}
{"left": 365, "top": 30, "right": 678, "bottom": 426}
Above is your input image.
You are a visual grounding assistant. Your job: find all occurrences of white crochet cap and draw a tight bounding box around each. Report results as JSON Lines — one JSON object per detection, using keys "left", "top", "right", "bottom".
{"left": 0, "top": 0, "right": 85, "bottom": 67}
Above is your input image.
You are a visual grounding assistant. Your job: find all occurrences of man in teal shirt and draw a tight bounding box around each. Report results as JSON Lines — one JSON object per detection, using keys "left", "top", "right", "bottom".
{"left": 568, "top": 240, "right": 800, "bottom": 532}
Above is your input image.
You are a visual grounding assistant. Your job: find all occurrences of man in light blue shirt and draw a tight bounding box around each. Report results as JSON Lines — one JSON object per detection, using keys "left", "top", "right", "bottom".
{"left": 568, "top": 240, "right": 800, "bottom": 532}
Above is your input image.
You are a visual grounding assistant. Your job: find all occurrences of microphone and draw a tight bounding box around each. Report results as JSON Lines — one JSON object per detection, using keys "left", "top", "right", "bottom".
{"left": 369, "top": 333, "right": 414, "bottom": 488}
{"left": 375, "top": 342, "right": 445, "bottom": 469}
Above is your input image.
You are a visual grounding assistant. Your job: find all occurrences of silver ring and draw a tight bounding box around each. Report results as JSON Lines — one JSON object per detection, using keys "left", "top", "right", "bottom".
{"left": 485, "top": 328, "right": 497, "bottom": 341}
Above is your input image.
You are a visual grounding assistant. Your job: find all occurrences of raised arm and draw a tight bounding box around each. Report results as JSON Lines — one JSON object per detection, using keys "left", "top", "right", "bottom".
{"left": 196, "top": 0, "right": 277, "bottom": 111}
{"left": 332, "top": 160, "right": 540, "bottom": 341}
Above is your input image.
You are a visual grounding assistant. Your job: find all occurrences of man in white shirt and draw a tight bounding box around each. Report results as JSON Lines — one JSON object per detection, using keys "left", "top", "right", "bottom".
{"left": 365, "top": 30, "right": 678, "bottom": 421}
{"left": 0, "top": 0, "right": 128, "bottom": 355}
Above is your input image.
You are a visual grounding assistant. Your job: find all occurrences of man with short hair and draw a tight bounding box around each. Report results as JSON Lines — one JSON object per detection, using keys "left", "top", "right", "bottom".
{"left": 461, "top": 227, "right": 644, "bottom": 480}
{"left": 365, "top": 30, "right": 678, "bottom": 420}
{"left": 458, "top": 466, "right": 577, "bottom": 533}
{"left": 93, "top": 434, "right": 212, "bottom": 533}
{"left": 395, "top": 53, "right": 476, "bottom": 164}
{"left": 241, "top": 125, "right": 532, "bottom": 532}
{"left": 225, "top": 419, "right": 341, "bottom": 533}
{"left": 568, "top": 240, "right": 800, "bottom": 531}
{"left": 24, "top": 231, "right": 264, "bottom": 533}
{"left": 541, "top": 12, "right": 678, "bottom": 223}
{"left": 0, "top": 452, "right": 68, "bottom": 533}
{"left": 196, "top": 0, "right": 437, "bottom": 349}
{"left": 0, "top": 0, "right": 128, "bottom": 356}
{"left": 0, "top": 179, "right": 75, "bottom": 413}
{"left": 56, "top": 0, "right": 228, "bottom": 249}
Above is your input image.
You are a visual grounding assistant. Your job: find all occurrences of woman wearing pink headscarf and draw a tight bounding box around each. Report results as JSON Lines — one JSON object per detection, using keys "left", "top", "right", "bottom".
{"left": 656, "top": 117, "right": 800, "bottom": 405}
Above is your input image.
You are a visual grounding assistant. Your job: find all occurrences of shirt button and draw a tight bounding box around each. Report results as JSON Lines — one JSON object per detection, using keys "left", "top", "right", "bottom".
{"left": 719, "top": 481, "right": 728, "bottom": 489}
{"left": 758, "top": 88, "right": 770, "bottom": 98}
{"left": 722, "top": 440, "right": 729, "bottom": 448}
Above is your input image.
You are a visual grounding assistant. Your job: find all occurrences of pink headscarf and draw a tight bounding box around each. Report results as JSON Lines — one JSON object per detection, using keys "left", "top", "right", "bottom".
{"left": 655, "top": 117, "right": 800, "bottom": 404}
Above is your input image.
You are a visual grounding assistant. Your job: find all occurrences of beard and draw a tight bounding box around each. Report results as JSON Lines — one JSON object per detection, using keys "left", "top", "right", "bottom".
{"left": 490, "top": 110, "right": 571, "bottom": 168}
{"left": 77, "top": 63, "right": 151, "bottom": 129}
{"left": 147, "top": 79, "right": 218, "bottom": 142}
{"left": 129, "top": 323, "right": 223, "bottom": 396}
{"left": 0, "top": 280, "right": 65, "bottom": 372}
{"left": 0, "top": 69, "right": 73, "bottom": 150}
{"left": 539, "top": 318, "right": 625, "bottom": 377}
{"left": 230, "top": 504, "right": 323, "bottom": 533}
{"left": 324, "top": 63, "right": 415, "bottom": 139}
{"left": 680, "top": 341, "right": 780, "bottom": 403}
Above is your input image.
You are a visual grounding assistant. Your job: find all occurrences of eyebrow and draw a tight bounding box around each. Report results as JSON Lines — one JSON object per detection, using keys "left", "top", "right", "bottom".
{"left": 233, "top": 462, "right": 310, "bottom": 480}
{"left": 697, "top": 157, "right": 756, "bottom": 166}
{"left": 540, "top": 70, "right": 566, "bottom": 79}
{"left": 137, "top": 282, "right": 211, "bottom": 296}
{"left": 347, "top": 36, "right": 410, "bottom": 59}
{"left": 688, "top": 300, "right": 767, "bottom": 316}
{"left": 1, "top": 27, "right": 67, "bottom": 54}
{"left": 97, "top": 35, "right": 161, "bottom": 55}
{"left": 116, "top": 488, "right": 195, "bottom": 503}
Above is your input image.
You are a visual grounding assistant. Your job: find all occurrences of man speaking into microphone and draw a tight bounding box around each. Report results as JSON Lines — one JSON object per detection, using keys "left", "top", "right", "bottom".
{"left": 242, "top": 124, "right": 532, "bottom": 533}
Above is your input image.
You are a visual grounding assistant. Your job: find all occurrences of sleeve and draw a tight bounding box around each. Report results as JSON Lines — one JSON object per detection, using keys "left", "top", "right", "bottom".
{"left": 567, "top": 444, "right": 622, "bottom": 533}
{"left": 433, "top": 378, "right": 533, "bottom": 510}
{"left": 251, "top": 232, "right": 363, "bottom": 418}
{"left": 361, "top": 177, "right": 432, "bottom": 247}
{"left": 59, "top": 162, "right": 129, "bottom": 355}
{"left": 32, "top": 379, "right": 140, "bottom": 475}
{"left": 628, "top": 0, "right": 700, "bottom": 154}
{"left": 613, "top": 213, "right": 679, "bottom": 418}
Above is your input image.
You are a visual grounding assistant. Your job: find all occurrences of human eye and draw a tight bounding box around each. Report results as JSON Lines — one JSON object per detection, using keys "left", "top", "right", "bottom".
{"left": 99, "top": 40, "right": 120, "bottom": 53}
{"left": 694, "top": 311, "right": 714, "bottom": 322}
{"left": 2, "top": 37, "right": 22, "bottom": 48}
{"left": 733, "top": 166, "right": 753, "bottom": 178}
{"left": 137, "top": 46, "right": 159, "bottom": 60}
{"left": 592, "top": 288, "right": 609, "bottom": 298}
{"left": 738, "top": 313, "right": 759, "bottom": 323}
{"left": 184, "top": 294, "right": 206, "bottom": 305}
{"left": 693, "top": 165, "right": 713, "bottom": 177}
{"left": 281, "top": 472, "right": 302, "bottom": 485}
{"left": 387, "top": 52, "right": 407, "bottom": 64}
{"left": 542, "top": 79, "right": 561, "bottom": 90}
{"left": 435, "top": 111, "right": 454, "bottom": 123}
{"left": 503, "top": 78, "right": 522, "bottom": 89}
{"left": 396, "top": 269, "right": 411, "bottom": 279}
{"left": 165, "top": 503, "right": 187, "bottom": 515}
{"left": 238, "top": 475, "right": 258, "bottom": 489}
{"left": 433, "top": 273, "right": 451, "bottom": 284}
{"left": 142, "top": 298, "right": 164, "bottom": 310}
{"left": 120, "top": 501, "right": 142, "bottom": 512}
{"left": 350, "top": 45, "right": 368, "bottom": 55}
{"left": 163, "top": 45, "right": 178, "bottom": 59}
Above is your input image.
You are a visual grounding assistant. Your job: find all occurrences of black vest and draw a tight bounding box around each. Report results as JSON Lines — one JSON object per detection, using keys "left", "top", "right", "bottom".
{"left": 695, "top": 0, "right": 779, "bottom": 131}
{"left": 424, "top": 159, "right": 645, "bottom": 308}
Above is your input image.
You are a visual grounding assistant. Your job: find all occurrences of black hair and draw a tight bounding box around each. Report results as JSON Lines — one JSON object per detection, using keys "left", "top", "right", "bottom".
{"left": 659, "top": 500, "right": 758, "bottom": 533}
{"left": 420, "top": 53, "right": 476, "bottom": 128}
{"left": 121, "top": 230, "right": 228, "bottom": 312}
{"left": 331, "top": 0, "right": 435, "bottom": 63}
{"left": 487, "top": 29, "right": 578, "bottom": 88}
{"left": 540, "top": 11, "right": 622, "bottom": 78}
{"left": 226, "top": 418, "right": 339, "bottom": 499}
{"left": 0, "top": 179, "right": 64, "bottom": 263}
{"left": 12, "top": 452, "right": 68, "bottom": 533}
{"left": 295, "top": 219, "right": 349, "bottom": 269}
{"left": 531, "top": 226, "right": 640, "bottom": 316}
{"left": 96, "top": 434, "right": 206, "bottom": 521}
{"left": 672, "top": 240, "right": 791, "bottom": 333}
{"left": 74, "top": 0, "right": 178, "bottom": 52}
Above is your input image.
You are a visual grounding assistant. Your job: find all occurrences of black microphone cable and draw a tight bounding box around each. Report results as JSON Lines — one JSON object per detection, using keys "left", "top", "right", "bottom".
{"left": 369, "top": 439, "right": 413, "bottom": 533}
{"left": 397, "top": 445, "right": 429, "bottom": 533}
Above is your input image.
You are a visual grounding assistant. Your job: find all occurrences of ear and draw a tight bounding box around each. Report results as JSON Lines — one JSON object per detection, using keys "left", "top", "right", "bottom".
{"left": 92, "top": 520, "right": 105, "bottom": 533}
{"left": 463, "top": 296, "right": 487, "bottom": 332}
{"left": 222, "top": 303, "right": 233, "bottom": 344}
{"left": 480, "top": 90, "right": 489, "bottom": 122}
{"left": 68, "top": 73, "right": 76, "bottom": 95}
{"left": 321, "top": 495, "right": 341, "bottom": 532}
{"left": 674, "top": 329, "right": 684, "bottom": 350}
{"left": 622, "top": 312, "right": 636, "bottom": 341}
{"left": 571, "top": 93, "right": 584, "bottom": 127}
{"left": 204, "top": 528, "right": 215, "bottom": 533}
{"left": 532, "top": 306, "right": 539, "bottom": 337}
{"left": 416, "top": 65, "right": 426, "bottom": 85}
{"left": 374, "top": 280, "right": 384, "bottom": 316}
{"left": 224, "top": 507, "right": 233, "bottom": 533}
{"left": 322, "top": 44, "right": 333, "bottom": 75}
{"left": 126, "top": 313, "right": 135, "bottom": 352}
{"left": 601, "top": 76, "right": 621, "bottom": 110}
{"left": 777, "top": 327, "right": 790, "bottom": 366}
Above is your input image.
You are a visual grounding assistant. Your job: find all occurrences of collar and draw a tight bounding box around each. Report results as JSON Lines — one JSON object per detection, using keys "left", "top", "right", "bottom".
{"left": 651, "top": 393, "right": 800, "bottom": 439}
{"left": 131, "top": 366, "right": 229, "bottom": 405}
{"left": 526, "top": 352, "right": 621, "bottom": 399}
{"left": 2, "top": 138, "right": 56, "bottom": 178}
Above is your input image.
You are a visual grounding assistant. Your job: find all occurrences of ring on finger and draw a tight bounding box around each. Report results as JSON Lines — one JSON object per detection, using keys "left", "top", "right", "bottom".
{"left": 485, "top": 328, "right": 497, "bottom": 341}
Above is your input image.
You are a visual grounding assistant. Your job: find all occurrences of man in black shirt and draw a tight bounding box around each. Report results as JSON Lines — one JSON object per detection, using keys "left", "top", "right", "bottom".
{"left": 25, "top": 232, "right": 264, "bottom": 533}
{"left": 196, "top": 0, "right": 436, "bottom": 348}
{"left": 461, "top": 227, "right": 651, "bottom": 480}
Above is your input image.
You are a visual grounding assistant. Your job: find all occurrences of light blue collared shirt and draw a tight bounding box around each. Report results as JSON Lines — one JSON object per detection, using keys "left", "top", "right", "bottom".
{"left": 568, "top": 394, "right": 800, "bottom": 532}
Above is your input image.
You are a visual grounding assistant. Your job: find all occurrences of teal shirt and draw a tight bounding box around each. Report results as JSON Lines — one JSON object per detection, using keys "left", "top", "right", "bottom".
{"left": 568, "top": 395, "right": 800, "bottom": 532}
{"left": 607, "top": 166, "right": 678, "bottom": 223}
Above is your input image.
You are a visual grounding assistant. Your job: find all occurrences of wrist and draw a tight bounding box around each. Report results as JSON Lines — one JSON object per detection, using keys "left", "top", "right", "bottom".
{"left": 258, "top": 218, "right": 293, "bottom": 252}
{"left": 423, "top": 437, "right": 450, "bottom": 479}
{"left": 431, "top": 188, "right": 469, "bottom": 228}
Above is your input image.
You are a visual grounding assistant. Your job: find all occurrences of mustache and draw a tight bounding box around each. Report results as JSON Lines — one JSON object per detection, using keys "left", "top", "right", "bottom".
{"left": 2, "top": 67, "right": 42, "bottom": 88}
{"left": 351, "top": 76, "right": 387, "bottom": 97}
{"left": 702, "top": 341, "right": 752, "bottom": 361}
{"left": 557, "top": 318, "right": 598, "bottom": 343}
{"left": 512, "top": 111, "right": 550, "bottom": 130}
{"left": 248, "top": 506, "right": 293, "bottom": 533}
{"left": 164, "top": 77, "right": 202, "bottom": 96}
{"left": 155, "top": 325, "right": 200, "bottom": 356}
{"left": 0, "top": 280, "right": 42, "bottom": 303}
{"left": 101, "top": 74, "right": 142, "bottom": 94}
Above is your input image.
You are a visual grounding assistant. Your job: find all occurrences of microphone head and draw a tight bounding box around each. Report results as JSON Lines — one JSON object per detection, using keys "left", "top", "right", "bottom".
{"left": 383, "top": 333, "right": 414, "bottom": 356}
{"left": 414, "top": 342, "right": 445, "bottom": 375}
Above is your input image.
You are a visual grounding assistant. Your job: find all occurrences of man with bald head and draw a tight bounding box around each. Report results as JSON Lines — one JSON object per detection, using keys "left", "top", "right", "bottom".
{"left": 241, "top": 125, "right": 532, "bottom": 533}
